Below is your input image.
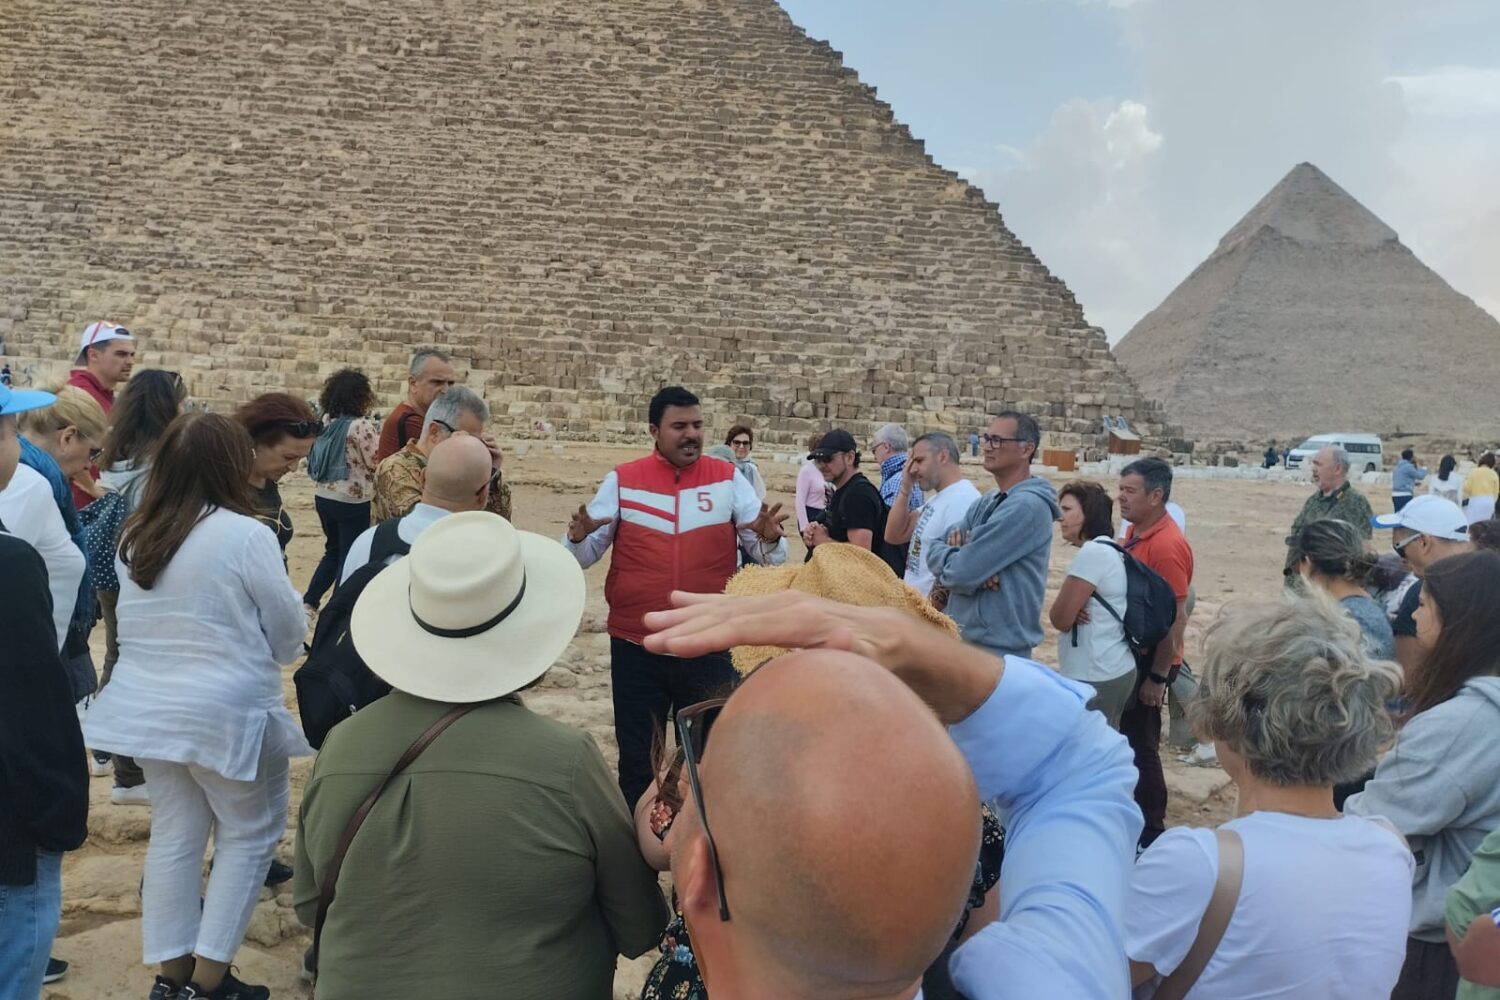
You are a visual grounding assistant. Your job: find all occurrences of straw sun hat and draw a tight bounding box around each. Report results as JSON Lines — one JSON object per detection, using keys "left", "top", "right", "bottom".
{"left": 723, "top": 542, "right": 958, "bottom": 674}
{"left": 351, "top": 510, "right": 586, "bottom": 703}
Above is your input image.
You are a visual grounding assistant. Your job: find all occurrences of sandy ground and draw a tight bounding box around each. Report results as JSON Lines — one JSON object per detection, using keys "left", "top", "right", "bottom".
{"left": 51, "top": 443, "right": 1325, "bottom": 999}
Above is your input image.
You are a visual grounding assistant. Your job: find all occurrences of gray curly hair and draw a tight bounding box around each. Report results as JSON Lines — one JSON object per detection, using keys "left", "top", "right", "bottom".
{"left": 1188, "top": 590, "right": 1402, "bottom": 787}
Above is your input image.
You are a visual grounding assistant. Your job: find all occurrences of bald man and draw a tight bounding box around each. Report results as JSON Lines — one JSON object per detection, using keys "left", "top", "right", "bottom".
{"left": 672, "top": 650, "right": 978, "bottom": 998}
{"left": 340, "top": 433, "right": 495, "bottom": 583}
{"left": 646, "top": 592, "right": 1141, "bottom": 1000}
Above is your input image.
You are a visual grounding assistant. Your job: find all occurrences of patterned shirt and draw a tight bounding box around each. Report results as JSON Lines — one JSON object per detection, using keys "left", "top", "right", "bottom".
{"left": 879, "top": 452, "right": 923, "bottom": 512}
{"left": 371, "top": 440, "right": 512, "bottom": 523}
{"left": 313, "top": 418, "right": 380, "bottom": 504}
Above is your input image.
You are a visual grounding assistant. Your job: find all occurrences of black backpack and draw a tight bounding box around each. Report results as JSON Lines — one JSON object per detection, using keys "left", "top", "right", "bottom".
{"left": 1073, "top": 539, "right": 1179, "bottom": 666}
{"left": 294, "top": 519, "right": 410, "bottom": 749}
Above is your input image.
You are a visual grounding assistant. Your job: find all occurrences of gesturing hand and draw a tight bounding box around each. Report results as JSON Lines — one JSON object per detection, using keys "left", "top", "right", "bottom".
{"left": 567, "top": 504, "right": 609, "bottom": 543}
{"left": 750, "top": 502, "right": 789, "bottom": 542}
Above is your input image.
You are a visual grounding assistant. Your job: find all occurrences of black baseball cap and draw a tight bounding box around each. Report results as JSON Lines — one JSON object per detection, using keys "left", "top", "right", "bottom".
{"left": 809, "top": 429, "right": 857, "bottom": 460}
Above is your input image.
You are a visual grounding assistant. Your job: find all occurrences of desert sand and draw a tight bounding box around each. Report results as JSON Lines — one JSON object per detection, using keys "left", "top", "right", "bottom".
{"left": 50, "top": 443, "right": 1336, "bottom": 1000}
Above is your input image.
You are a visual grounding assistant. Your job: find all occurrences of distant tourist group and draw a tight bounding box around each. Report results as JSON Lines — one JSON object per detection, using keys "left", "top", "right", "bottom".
{"left": 4, "top": 323, "right": 1500, "bottom": 1000}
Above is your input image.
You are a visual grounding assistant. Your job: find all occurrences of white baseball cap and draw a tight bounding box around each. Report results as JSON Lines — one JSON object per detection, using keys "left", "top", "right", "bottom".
{"left": 1371, "top": 495, "right": 1469, "bottom": 542}
{"left": 78, "top": 321, "right": 134, "bottom": 355}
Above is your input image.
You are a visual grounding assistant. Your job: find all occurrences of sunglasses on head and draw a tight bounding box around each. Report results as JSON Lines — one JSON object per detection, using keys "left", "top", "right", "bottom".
{"left": 279, "top": 420, "right": 321, "bottom": 439}
{"left": 676, "top": 698, "right": 730, "bottom": 921}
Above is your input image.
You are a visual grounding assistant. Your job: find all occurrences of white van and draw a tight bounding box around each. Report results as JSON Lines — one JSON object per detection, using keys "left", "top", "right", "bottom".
{"left": 1286, "top": 433, "right": 1385, "bottom": 473}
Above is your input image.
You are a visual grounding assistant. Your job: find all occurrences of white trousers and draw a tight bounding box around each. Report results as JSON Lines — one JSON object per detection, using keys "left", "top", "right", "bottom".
{"left": 138, "top": 750, "right": 289, "bottom": 964}
{"left": 1467, "top": 495, "right": 1497, "bottom": 524}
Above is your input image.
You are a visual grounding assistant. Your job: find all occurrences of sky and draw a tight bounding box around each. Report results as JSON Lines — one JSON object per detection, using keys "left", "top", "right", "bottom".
{"left": 777, "top": 0, "right": 1500, "bottom": 342}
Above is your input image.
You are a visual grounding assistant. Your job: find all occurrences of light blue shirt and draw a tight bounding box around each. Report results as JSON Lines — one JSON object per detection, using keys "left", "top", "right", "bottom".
{"left": 1392, "top": 459, "right": 1428, "bottom": 495}
{"left": 945, "top": 657, "right": 1142, "bottom": 999}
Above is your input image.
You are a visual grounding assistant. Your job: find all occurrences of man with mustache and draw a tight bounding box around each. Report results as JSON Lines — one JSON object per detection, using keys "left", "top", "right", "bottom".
{"left": 564, "top": 386, "right": 789, "bottom": 804}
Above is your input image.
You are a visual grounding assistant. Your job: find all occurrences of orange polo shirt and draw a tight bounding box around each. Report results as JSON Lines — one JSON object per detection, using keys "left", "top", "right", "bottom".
{"left": 1124, "top": 512, "right": 1194, "bottom": 665}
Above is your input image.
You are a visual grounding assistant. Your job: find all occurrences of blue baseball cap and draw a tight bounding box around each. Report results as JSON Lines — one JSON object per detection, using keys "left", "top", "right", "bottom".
{"left": 0, "top": 383, "right": 57, "bottom": 417}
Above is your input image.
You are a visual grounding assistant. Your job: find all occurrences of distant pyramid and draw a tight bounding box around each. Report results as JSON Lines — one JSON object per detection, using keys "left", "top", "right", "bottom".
{"left": 1115, "top": 162, "right": 1500, "bottom": 441}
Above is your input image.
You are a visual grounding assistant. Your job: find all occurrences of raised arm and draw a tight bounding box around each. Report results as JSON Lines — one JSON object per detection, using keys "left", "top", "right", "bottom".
{"left": 560, "top": 471, "right": 620, "bottom": 569}
{"left": 884, "top": 455, "right": 922, "bottom": 546}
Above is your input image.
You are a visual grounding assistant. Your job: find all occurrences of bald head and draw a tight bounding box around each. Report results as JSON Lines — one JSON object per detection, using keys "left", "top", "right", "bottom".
{"left": 420, "top": 434, "right": 492, "bottom": 512}
{"left": 676, "top": 650, "right": 979, "bottom": 998}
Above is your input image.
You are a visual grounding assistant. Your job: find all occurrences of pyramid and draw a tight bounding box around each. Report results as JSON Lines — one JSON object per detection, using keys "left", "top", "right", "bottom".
{"left": 1115, "top": 162, "right": 1500, "bottom": 442}
{"left": 0, "top": 0, "right": 1171, "bottom": 449}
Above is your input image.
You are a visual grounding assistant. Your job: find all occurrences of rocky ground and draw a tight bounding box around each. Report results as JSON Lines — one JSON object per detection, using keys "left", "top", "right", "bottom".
{"left": 51, "top": 443, "right": 1324, "bottom": 999}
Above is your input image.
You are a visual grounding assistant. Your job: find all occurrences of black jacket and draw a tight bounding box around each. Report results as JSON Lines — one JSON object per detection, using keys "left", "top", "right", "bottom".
{"left": 0, "top": 527, "right": 88, "bottom": 885}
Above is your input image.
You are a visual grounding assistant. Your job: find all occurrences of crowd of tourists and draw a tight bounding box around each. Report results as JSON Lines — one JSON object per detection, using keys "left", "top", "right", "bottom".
{"left": 4, "top": 324, "right": 1500, "bottom": 1000}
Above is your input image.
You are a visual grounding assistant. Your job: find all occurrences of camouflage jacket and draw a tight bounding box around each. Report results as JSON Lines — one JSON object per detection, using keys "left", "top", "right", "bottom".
{"left": 1285, "top": 482, "right": 1374, "bottom": 573}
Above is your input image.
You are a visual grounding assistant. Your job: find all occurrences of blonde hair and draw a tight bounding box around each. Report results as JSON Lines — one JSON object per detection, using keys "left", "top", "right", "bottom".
{"left": 18, "top": 385, "right": 108, "bottom": 442}
{"left": 1189, "top": 589, "right": 1402, "bottom": 787}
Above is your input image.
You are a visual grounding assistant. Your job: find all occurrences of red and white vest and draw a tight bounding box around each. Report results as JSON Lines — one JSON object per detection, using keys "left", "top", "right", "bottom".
{"left": 605, "top": 452, "right": 741, "bottom": 644}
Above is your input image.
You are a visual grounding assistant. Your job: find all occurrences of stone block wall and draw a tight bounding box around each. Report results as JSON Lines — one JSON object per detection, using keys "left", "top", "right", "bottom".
{"left": 0, "top": 0, "right": 1175, "bottom": 449}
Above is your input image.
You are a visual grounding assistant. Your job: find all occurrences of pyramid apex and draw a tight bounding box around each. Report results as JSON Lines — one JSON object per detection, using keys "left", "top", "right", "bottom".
{"left": 1217, "top": 162, "right": 1396, "bottom": 253}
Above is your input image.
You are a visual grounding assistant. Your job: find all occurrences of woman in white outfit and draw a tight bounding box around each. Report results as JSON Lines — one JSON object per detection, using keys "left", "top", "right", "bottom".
{"left": 84, "top": 413, "right": 309, "bottom": 1000}
{"left": 1127, "top": 591, "right": 1414, "bottom": 1000}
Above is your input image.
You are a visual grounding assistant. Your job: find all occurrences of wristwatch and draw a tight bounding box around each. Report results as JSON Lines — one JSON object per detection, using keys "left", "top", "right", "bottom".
{"left": 1146, "top": 672, "right": 1171, "bottom": 685}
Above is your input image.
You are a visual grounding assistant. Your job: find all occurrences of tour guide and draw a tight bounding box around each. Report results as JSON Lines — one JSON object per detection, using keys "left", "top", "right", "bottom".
{"left": 562, "top": 386, "right": 788, "bottom": 804}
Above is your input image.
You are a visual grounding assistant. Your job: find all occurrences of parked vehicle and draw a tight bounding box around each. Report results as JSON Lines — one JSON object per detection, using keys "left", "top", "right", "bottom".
{"left": 1286, "top": 433, "right": 1384, "bottom": 473}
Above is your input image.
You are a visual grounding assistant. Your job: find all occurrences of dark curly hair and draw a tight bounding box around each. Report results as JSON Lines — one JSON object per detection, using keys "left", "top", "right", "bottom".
{"left": 318, "top": 368, "right": 375, "bottom": 419}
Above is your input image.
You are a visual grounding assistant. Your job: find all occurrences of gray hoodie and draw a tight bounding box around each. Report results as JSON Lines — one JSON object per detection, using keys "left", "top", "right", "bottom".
{"left": 1345, "top": 676, "right": 1500, "bottom": 941}
{"left": 923, "top": 476, "right": 1060, "bottom": 657}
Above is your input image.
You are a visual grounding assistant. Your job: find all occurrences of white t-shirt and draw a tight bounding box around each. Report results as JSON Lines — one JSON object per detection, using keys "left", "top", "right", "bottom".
{"left": 0, "top": 463, "right": 85, "bottom": 652}
{"left": 1429, "top": 475, "right": 1462, "bottom": 503}
{"left": 1127, "top": 811, "right": 1414, "bottom": 1000}
{"left": 903, "top": 478, "right": 982, "bottom": 596}
{"left": 1057, "top": 537, "right": 1135, "bottom": 683}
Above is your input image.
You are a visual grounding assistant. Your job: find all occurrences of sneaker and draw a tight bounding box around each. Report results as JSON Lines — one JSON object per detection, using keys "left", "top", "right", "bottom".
{"left": 264, "top": 858, "right": 293, "bottom": 887}
{"left": 90, "top": 753, "right": 114, "bottom": 777}
{"left": 112, "top": 783, "right": 151, "bottom": 806}
{"left": 1179, "top": 743, "right": 1219, "bottom": 767}
{"left": 179, "top": 971, "right": 270, "bottom": 1000}
{"left": 148, "top": 974, "right": 182, "bottom": 999}
{"left": 43, "top": 957, "right": 68, "bottom": 983}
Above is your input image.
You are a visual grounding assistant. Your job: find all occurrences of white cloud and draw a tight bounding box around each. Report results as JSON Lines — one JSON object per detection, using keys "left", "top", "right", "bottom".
{"left": 960, "top": 0, "right": 1500, "bottom": 339}
{"left": 1389, "top": 66, "right": 1500, "bottom": 118}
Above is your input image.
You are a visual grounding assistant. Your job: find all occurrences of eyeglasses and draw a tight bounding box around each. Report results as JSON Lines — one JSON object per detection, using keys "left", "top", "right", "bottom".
{"left": 676, "top": 698, "right": 730, "bottom": 921}
{"left": 476, "top": 467, "right": 500, "bottom": 497}
{"left": 432, "top": 418, "right": 457, "bottom": 435}
{"left": 730, "top": 439, "right": 752, "bottom": 448}
{"left": 88, "top": 446, "right": 105, "bottom": 463}
{"left": 982, "top": 434, "right": 1026, "bottom": 449}
{"left": 1392, "top": 533, "right": 1424, "bottom": 554}
{"left": 813, "top": 455, "right": 834, "bottom": 465}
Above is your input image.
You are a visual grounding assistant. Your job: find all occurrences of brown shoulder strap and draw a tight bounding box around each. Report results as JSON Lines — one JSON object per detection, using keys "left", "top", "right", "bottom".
{"left": 312, "top": 702, "right": 479, "bottom": 959}
{"left": 1153, "top": 828, "right": 1244, "bottom": 1000}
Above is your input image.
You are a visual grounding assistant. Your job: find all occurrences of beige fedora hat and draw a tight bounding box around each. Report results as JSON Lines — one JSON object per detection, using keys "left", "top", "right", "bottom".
{"left": 351, "top": 510, "right": 586, "bottom": 703}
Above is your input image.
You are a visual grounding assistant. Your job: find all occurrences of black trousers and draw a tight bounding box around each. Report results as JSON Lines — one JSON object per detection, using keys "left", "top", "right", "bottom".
{"left": 610, "top": 637, "right": 738, "bottom": 808}
{"left": 304, "top": 497, "right": 372, "bottom": 608}
{"left": 1120, "top": 663, "right": 1181, "bottom": 849}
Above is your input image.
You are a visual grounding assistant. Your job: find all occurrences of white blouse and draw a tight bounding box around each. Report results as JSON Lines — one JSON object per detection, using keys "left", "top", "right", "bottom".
{"left": 84, "top": 506, "right": 311, "bottom": 781}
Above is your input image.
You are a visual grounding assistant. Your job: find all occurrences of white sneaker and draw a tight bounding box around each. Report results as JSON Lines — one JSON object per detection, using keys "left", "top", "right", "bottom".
{"left": 88, "top": 754, "right": 113, "bottom": 778}
{"left": 111, "top": 784, "right": 151, "bottom": 807}
{"left": 1179, "top": 743, "right": 1219, "bottom": 767}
